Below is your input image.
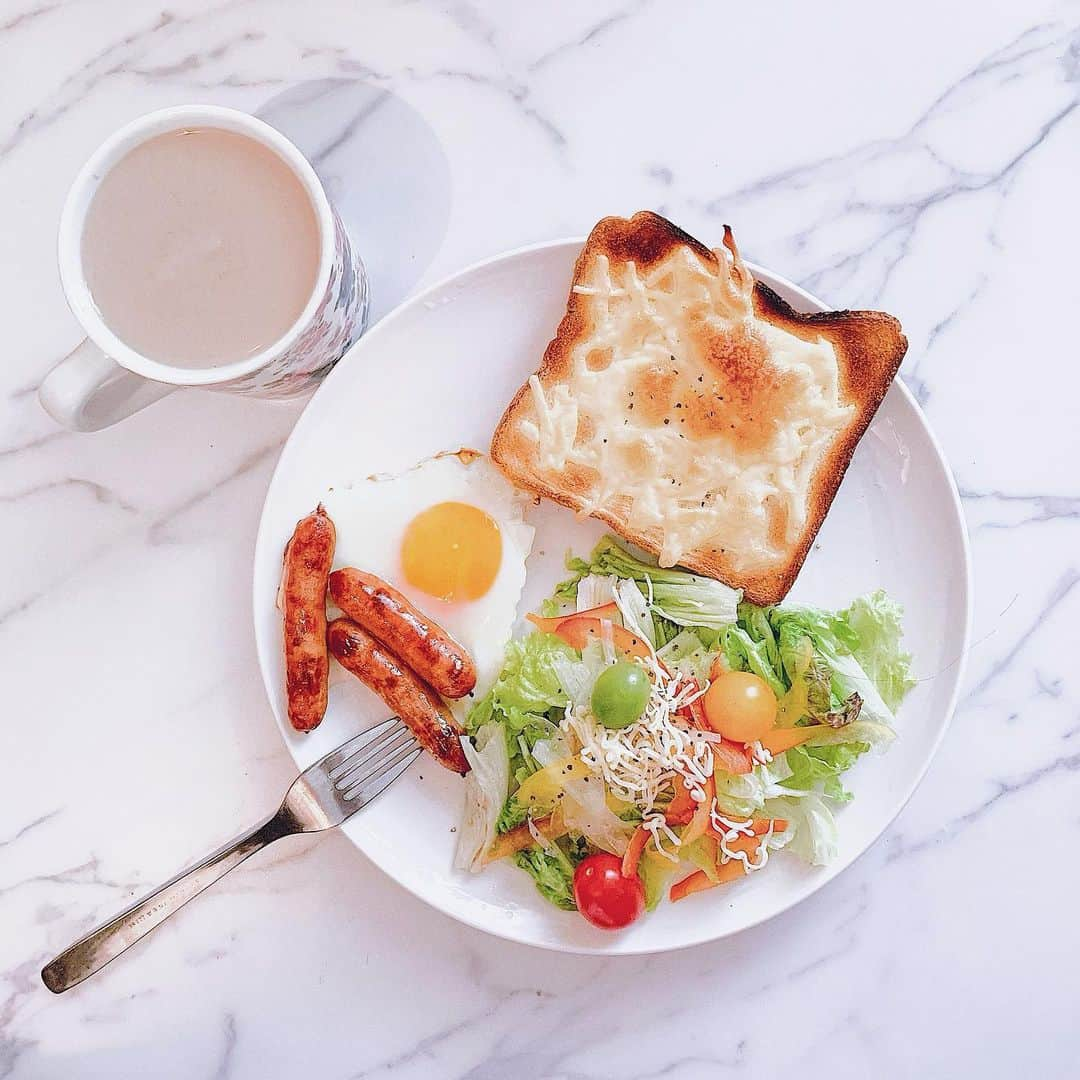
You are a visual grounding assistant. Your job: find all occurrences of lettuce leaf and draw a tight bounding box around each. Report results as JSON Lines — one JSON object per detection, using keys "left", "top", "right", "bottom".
{"left": 551, "top": 554, "right": 592, "bottom": 605}
{"left": 806, "top": 718, "right": 896, "bottom": 752}
{"left": 769, "top": 597, "right": 913, "bottom": 728}
{"left": 683, "top": 838, "right": 722, "bottom": 883}
{"left": 513, "top": 834, "right": 591, "bottom": 911}
{"left": 466, "top": 632, "right": 578, "bottom": 781}
{"left": 487, "top": 633, "right": 575, "bottom": 715}
{"left": 656, "top": 629, "right": 716, "bottom": 685}
{"left": 651, "top": 613, "right": 683, "bottom": 648}
{"left": 765, "top": 794, "right": 838, "bottom": 866}
{"left": 553, "top": 536, "right": 741, "bottom": 629}
{"left": 497, "top": 794, "right": 528, "bottom": 833}
{"left": 721, "top": 625, "right": 788, "bottom": 699}
{"left": 514, "top": 845, "right": 577, "bottom": 910}
{"left": 638, "top": 850, "right": 678, "bottom": 911}
{"left": 454, "top": 722, "right": 511, "bottom": 871}
{"left": 782, "top": 743, "right": 868, "bottom": 803}
{"left": 713, "top": 755, "right": 798, "bottom": 818}
{"left": 841, "top": 591, "right": 916, "bottom": 712}
{"left": 738, "top": 601, "right": 782, "bottom": 673}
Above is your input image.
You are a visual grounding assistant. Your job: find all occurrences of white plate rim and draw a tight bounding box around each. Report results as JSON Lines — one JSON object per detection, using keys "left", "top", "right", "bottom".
{"left": 253, "top": 237, "right": 974, "bottom": 955}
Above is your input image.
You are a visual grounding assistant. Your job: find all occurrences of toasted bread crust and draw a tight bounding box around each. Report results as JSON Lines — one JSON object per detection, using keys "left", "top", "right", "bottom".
{"left": 491, "top": 212, "right": 907, "bottom": 604}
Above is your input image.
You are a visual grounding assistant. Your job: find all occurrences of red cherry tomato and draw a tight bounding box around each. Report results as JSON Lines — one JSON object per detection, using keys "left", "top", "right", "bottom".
{"left": 572, "top": 853, "right": 645, "bottom": 930}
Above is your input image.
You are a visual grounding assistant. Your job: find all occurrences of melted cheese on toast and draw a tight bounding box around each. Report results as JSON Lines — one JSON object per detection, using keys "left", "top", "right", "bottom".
{"left": 517, "top": 243, "right": 854, "bottom": 572}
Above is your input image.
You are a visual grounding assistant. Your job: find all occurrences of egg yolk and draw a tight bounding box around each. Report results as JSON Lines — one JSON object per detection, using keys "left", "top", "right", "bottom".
{"left": 401, "top": 502, "right": 502, "bottom": 603}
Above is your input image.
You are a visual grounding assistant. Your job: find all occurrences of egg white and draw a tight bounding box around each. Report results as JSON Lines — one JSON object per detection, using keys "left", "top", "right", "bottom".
{"left": 320, "top": 452, "right": 534, "bottom": 713}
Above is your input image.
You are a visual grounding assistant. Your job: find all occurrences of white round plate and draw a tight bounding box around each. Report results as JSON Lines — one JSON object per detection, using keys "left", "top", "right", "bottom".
{"left": 253, "top": 239, "right": 972, "bottom": 955}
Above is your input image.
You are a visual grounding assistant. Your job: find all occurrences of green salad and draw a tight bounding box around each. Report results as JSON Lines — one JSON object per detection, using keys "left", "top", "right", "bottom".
{"left": 454, "top": 536, "right": 914, "bottom": 929}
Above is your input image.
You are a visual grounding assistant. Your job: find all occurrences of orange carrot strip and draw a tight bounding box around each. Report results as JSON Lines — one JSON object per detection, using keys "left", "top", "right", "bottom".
{"left": 670, "top": 859, "right": 749, "bottom": 901}
{"left": 680, "top": 776, "right": 716, "bottom": 845}
{"left": 707, "top": 817, "right": 788, "bottom": 840}
{"left": 713, "top": 740, "right": 754, "bottom": 775}
{"left": 526, "top": 602, "right": 619, "bottom": 635}
{"left": 758, "top": 727, "right": 821, "bottom": 755}
{"left": 665, "top": 781, "right": 697, "bottom": 826}
{"left": 552, "top": 616, "right": 653, "bottom": 662}
{"left": 621, "top": 825, "right": 650, "bottom": 879}
{"left": 483, "top": 815, "right": 556, "bottom": 863}
{"left": 670, "top": 869, "right": 715, "bottom": 902}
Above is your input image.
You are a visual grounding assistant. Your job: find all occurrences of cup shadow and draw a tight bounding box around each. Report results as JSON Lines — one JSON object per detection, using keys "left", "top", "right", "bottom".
{"left": 258, "top": 79, "right": 453, "bottom": 327}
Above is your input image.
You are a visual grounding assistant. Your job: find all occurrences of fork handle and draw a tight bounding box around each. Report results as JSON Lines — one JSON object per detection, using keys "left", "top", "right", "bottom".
{"left": 41, "top": 808, "right": 296, "bottom": 993}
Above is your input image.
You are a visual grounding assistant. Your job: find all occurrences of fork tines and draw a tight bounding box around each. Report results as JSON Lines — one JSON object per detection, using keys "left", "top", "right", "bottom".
{"left": 320, "top": 717, "right": 421, "bottom": 804}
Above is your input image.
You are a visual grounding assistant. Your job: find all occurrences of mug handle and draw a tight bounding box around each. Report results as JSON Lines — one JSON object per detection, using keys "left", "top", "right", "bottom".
{"left": 38, "top": 339, "right": 176, "bottom": 432}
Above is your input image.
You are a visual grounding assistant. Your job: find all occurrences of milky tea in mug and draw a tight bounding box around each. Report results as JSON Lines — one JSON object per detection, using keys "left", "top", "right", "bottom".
{"left": 80, "top": 127, "right": 322, "bottom": 368}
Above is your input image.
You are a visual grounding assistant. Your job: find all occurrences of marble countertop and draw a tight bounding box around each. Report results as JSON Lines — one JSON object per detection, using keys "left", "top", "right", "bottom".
{"left": 3, "top": 2, "right": 1078, "bottom": 1076}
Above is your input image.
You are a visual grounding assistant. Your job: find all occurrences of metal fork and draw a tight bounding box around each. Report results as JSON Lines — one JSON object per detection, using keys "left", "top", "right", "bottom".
{"left": 41, "top": 716, "right": 420, "bottom": 994}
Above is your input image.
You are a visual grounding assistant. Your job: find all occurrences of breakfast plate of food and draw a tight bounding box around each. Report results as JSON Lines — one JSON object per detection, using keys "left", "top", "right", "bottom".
{"left": 253, "top": 212, "right": 971, "bottom": 953}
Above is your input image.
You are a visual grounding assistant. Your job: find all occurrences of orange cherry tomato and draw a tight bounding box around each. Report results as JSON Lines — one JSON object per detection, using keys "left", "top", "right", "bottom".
{"left": 702, "top": 671, "right": 777, "bottom": 743}
{"left": 677, "top": 680, "right": 754, "bottom": 774}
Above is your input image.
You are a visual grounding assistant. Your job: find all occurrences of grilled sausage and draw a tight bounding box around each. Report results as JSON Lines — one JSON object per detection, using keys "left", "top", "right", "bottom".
{"left": 281, "top": 506, "right": 336, "bottom": 732}
{"left": 327, "top": 618, "right": 470, "bottom": 774}
{"left": 329, "top": 569, "right": 477, "bottom": 699}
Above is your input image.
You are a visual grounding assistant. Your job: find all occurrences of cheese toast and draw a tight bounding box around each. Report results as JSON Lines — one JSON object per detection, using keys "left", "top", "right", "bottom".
{"left": 490, "top": 212, "right": 907, "bottom": 605}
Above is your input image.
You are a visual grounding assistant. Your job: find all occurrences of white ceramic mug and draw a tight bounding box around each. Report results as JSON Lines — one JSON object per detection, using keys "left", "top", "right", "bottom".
{"left": 41, "top": 105, "right": 369, "bottom": 432}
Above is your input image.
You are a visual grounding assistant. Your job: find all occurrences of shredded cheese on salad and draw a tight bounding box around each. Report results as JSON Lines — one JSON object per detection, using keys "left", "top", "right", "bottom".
{"left": 562, "top": 657, "right": 711, "bottom": 811}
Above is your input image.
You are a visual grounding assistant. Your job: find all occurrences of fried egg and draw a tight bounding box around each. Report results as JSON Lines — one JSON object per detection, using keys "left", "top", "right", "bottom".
{"left": 321, "top": 451, "right": 534, "bottom": 708}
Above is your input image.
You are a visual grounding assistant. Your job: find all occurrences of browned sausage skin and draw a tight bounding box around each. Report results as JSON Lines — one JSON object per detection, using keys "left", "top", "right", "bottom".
{"left": 329, "top": 569, "right": 477, "bottom": 699}
{"left": 281, "top": 506, "right": 336, "bottom": 732}
{"left": 327, "top": 618, "right": 470, "bottom": 775}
